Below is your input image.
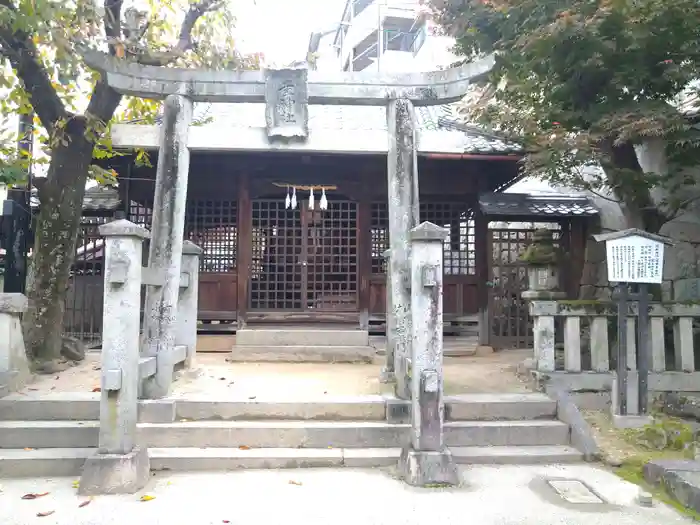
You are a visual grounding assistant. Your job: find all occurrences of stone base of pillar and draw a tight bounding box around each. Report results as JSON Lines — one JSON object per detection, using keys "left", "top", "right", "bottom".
{"left": 379, "top": 367, "right": 396, "bottom": 384}
{"left": 79, "top": 446, "right": 150, "bottom": 495}
{"left": 611, "top": 372, "right": 651, "bottom": 428}
{"left": 398, "top": 447, "right": 460, "bottom": 487}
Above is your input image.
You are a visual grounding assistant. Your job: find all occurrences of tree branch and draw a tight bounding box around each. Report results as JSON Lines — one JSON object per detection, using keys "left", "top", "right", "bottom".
{"left": 0, "top": 0, "right": 66, "bottom": 133}
{"left": 178, "top": 0, "right": 224, "bottom": 52}
{"left": 87, "top": 0, "right": 220, "bottom": 125}
{"left": 86, "top": 0, "right": 124, "bottom": 123}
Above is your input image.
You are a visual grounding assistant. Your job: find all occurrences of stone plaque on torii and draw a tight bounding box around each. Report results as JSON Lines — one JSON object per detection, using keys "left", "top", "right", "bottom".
{"left": 82, "top": 50, "right": 493, "bottom": 485}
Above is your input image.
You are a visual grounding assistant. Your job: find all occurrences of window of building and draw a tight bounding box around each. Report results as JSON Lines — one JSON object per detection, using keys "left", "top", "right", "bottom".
{"left": 411, "top": 22, "right": 427, "bottom": 55}
{"left": 382, "top": 22, "right": 427, "bottom": 54}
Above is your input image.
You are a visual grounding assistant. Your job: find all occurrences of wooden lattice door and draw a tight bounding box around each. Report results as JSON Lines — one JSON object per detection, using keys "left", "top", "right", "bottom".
{"left": 488, "top": 225, "right": 565, "bottom": 348}
{"left": 248, "top": 198, "right": 358, "bottom": 312}
{"left": 249, "top": 200, "right": 303, "bottom": 311}
{"left": 302, "top": 200, "right": 358, "bottom": 312}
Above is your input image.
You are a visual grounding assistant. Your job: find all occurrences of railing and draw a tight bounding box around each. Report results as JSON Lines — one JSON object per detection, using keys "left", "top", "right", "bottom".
{"left": 529, "top": 300, "right": 700, "bottom": 395}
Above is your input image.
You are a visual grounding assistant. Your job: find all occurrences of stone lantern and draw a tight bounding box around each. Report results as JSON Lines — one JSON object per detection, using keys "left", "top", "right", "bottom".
{"left": 520, "top": 229, "right": 565, "bottom": 298}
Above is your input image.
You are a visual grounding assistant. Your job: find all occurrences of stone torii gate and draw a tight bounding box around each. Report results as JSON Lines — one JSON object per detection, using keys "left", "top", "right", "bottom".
{"left": 83, "top": 50, "right": 493, "bottom": 484}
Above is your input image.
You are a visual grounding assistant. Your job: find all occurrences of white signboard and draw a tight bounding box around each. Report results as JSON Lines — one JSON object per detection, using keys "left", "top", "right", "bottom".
{"left": 605, "top": 236, "right": 665, "bottom": 284}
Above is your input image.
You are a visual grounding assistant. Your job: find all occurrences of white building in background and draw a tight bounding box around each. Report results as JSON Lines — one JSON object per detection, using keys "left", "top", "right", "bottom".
{"left": 308, "top": 0, "right": 564, "bottom": 201}
{"left": 309, "top": 0, "right": 457, "bottom": 73}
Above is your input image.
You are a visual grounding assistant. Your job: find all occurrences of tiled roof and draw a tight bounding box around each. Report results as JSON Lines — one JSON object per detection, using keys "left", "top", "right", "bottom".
{"left": 29, "top": 186, "right": 121, "bottom": 212}
{"left": 479, "top": 192, "right": 599, "bottom": 217}
{"left": 178, "top": 102, "right": 524, "bottom": 155}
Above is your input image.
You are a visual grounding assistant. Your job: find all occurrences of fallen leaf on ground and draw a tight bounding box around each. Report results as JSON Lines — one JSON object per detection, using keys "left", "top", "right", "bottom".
{"left": 248, "top": 396, "right": 256, "bottom": 400}
{"left": 23, "top": 447, "right": 34, "bottom": 451}
{"left": 288, "top": 480, "right": 302, "bottom": 486}
{"left": 92, "top": 387, "right": 101, "bottom": 392}
{"left": 223, "top": 521, "right": 230, "bottom": 523}
{"left": 36, "top": 511, "right": 55, "bottom": 517}
{"left": 72, "top": 481, "right": 80, "bottom": 489}
{"left": 22, "top": 492, "right": 49, "bottom": 500}
{"left": 140, "top": 495, "right": 156, "bottom": 502}
{"left": 78, "top": 499, "right": 91, "bottom": 508}
{"left": 238, "top": 445, "right": 251, "bottom": 450}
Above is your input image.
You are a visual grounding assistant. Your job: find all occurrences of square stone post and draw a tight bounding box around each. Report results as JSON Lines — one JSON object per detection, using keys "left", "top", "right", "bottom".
{"left": 142, "top": 93, "right": 193, "bottom": 398}
{"left": 380, "top": 249, "right": 396, "bottom": 383}
{"left": 399, "top": 222, "right": 459, "bottom": 487}
{"left": 80, "top": 220, "right": 150, "bottom": 495}
{"left": 386, "top": 97, "right": 420, "bottom": 400}
{"left": 176, "top": 241, "right": 202, "bottom": 368}
{"left": 0, "top": 293, "right": 30, "bottom": 394}
{"left": 525, "top": 300, "right": 558, "bottom": 373}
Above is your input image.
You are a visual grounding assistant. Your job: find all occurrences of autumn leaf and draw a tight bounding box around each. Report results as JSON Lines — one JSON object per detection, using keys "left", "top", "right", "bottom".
{"left": 140, "top": 495, "right": 156, "bottom": 502}
{"left": 24, "top": 448, "right": 34, "bottom": 451}
{"left": 22, "top": 492, "right": 49, "bottom": 500}
{"left": 238, "top": 445, "right": 251, "bottom": 450}
{"left": 72, "top": 480, "right": 80, "bottom": 489}
{"left": 92, "top": 387, "right": 101, "bottom": 392}
{"left": 37, "top": 511, "right": 55, "bottom": 517}
{"left": 78, "top": 499, "right": 91, "bottom": 508}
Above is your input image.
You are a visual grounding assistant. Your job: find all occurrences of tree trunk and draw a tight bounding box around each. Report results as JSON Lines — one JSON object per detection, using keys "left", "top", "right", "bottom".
{"left": 600, "top": 140, "right": 666, "bottom": 233}
{"left": 23, "top": 118, "right": 93, "bottom": 370}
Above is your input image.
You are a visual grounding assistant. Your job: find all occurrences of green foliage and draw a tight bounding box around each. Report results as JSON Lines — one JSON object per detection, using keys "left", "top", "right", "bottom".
{"left": 0, "top": 0, "right": 255, "bottom": 185}
{"left": 433, "top": 0, "right": 700, "bottom": 225}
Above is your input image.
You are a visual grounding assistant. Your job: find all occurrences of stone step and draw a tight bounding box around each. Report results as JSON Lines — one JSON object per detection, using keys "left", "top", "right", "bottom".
{"left": 446, "top": 393, "right": 557, "bottom": 421}
{"left": 228, "top": 345, "right": 375, "bottom": 363}
{"left": 235, "top": 328, "right": 369, "bottom": 347}
{"left": 0, "top": 445, "right": 583, "bottom": 477}
{"left": 0, "top": 393, "right": 556, "bottom": 422}
{"left": 0, "top": 420, "right": 570, "bottom": 449}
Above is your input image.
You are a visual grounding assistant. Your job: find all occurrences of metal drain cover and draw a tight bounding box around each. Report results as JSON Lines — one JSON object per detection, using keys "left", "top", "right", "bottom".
{"left": 547, "top": 479, "right": 604, "bottom": 504}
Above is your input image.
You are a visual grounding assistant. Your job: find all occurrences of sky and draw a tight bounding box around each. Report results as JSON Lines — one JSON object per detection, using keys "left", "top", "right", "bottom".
{"left": 233, "top": 0, "right": 345, "bottom": 64}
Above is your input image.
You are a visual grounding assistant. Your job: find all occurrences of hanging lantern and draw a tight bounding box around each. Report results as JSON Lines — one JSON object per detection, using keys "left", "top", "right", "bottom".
{"left": 285, "top": 186, "right": 291, "bottom": 209}
{"left": 291, "top": 187, "right": 297, "bottom": 209}
{"left": 309, "top": 187, "right": 315, "bottom": 210}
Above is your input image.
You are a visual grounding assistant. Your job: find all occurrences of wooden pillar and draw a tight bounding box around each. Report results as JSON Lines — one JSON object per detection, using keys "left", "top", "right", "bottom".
{"left": 357, "top": 195, "right": 371, "bottom": 331}
{"left": 474, "top": 204, "right": 490, "bottom": 346}
{"left": 237, "top": 173, "right": 252, "bottom": 329}
{"left": 568, "top": 218, "right": 586, "bottom": 297}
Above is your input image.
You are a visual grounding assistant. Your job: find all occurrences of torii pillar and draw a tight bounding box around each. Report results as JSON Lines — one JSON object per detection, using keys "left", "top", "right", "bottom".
{"left": 384, "top": 98, "right": 420, "bottom": 399}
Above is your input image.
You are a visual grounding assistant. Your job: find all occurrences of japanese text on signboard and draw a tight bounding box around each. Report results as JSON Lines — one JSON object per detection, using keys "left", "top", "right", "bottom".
{"left": 606, "top": 237, "right": 664, "bottom": 284}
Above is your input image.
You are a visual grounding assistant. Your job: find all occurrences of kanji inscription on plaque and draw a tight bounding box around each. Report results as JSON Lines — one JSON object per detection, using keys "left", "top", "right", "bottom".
{"left": 264, "top": 66, "right": 309, "bottom": 140}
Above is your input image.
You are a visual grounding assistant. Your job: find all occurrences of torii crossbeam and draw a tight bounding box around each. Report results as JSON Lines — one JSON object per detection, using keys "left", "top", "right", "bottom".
{"left": 82, "top": 50, "right": 494, "bottom": 106}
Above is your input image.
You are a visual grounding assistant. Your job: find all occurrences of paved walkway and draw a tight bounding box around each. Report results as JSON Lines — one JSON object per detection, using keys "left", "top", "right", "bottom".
{"left": 0, "top": 465, "right": 692, "bottom": 525}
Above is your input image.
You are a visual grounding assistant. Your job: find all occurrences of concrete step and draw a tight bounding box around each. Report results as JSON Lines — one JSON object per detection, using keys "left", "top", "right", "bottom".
{"left": 0, "top": 419, "right": 570, "bottom": 449}
{"left": 227, "top": 346, "right": 375, "bottom": 363}
{"left": 446, "top": 393, "right": 557, "bottom": 421}
{"left": 0, "top": 393, "right": 556, "bottom": 422}
{"left": 235, "top": 328, "right": 369, "bottom": 347}
{"left": 0, "top": 445, "right": 583, "bottom": 477}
